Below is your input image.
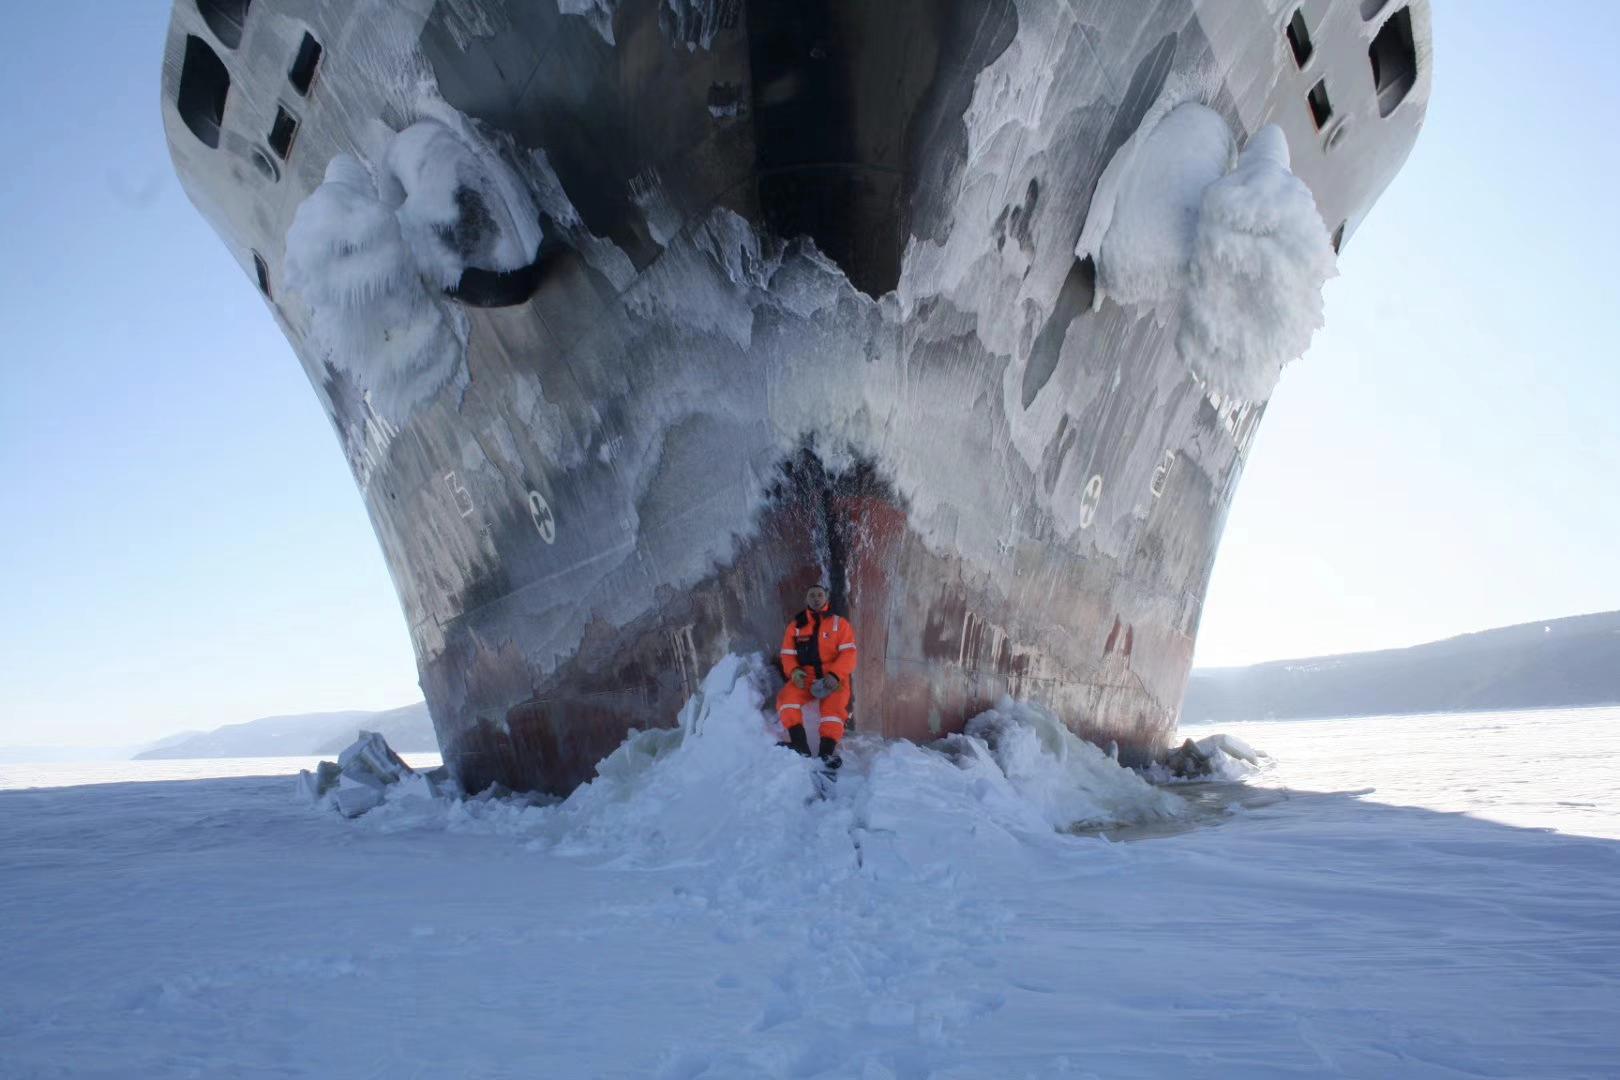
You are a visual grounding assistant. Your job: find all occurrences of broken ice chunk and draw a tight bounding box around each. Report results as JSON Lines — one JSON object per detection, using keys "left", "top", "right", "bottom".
{"left": 337, "top": 730, "right": 415, "bottom": 790}
{"left": 420, "top": 764, "right": 460, "bottom": 800}
{"left": 1195, "top": 732, "right": 1264, "bottom": 765}
{"left": 299, "top": 732, "right": 433, "bottom": 817}
{"left": 1163, "top": 737, "right": 1213, "bottom": 778}
{"left": 295, "top": 759, "right": 342, "bottom": 803}
{"left": 334, "top": 779, "right": 385, "bottom": 818}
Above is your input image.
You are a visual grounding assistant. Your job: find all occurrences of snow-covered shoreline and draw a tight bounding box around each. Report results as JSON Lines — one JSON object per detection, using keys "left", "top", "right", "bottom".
{"left": 4, "top": 690, "right": 1617, "bottom": 1077}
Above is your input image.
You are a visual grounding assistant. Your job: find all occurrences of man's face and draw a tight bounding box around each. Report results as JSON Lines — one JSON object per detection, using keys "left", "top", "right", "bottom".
{"left": 805, "top": 587, "right": 828, "bottom": 610}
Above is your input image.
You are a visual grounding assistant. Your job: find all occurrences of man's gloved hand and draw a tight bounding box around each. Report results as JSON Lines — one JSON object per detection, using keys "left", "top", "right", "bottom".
{"left": 811, "top": 675, "right": 840, "bottom": 699}
{"left": 791, "top": 668, "right": 808, "bottom": 689}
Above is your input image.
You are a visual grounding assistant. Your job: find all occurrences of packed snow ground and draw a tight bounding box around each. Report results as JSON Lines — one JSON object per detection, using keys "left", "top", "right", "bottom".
{"left": 3, "top": 663, "right": 1617, "bottom": 1078}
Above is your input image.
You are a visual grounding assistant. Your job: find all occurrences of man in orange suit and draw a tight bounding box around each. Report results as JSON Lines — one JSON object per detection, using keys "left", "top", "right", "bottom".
{"left": 777, "top": 585, "right": 856, "bottom": 762}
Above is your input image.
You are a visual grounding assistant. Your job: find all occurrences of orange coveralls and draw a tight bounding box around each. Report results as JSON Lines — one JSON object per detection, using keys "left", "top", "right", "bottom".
{"left": 777, "top": 607, "right": 857, "bottom": 741}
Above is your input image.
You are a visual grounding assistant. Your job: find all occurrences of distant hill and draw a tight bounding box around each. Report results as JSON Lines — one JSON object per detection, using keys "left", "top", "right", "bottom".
{"left": 138, "top": 730, "right": 206, "bottom": 756}
{"left": 311, "top": 703, "right": 436, "bottom": 756}
{"left": 1183, "top": 611, "right": 1620, "bottom": 724}
{"left": 134, "top": 702, "right": 435, "bottom": 759}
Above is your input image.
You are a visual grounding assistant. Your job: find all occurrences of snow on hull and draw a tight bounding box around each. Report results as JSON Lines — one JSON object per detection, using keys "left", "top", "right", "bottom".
{"left": 379, "top": 117, "right": 541, "bottom": 290}
{"left": 282, "top": 103, "right": 541, "bottom": 423}
{"left": 1077, "top": 102, "right": 1337, "bottom": 403}
{"left": 1179, "top": 126, "right": 1339, "bottom": 401}
{"left": 283, "top": 154, "right": 468, "bottom": 422}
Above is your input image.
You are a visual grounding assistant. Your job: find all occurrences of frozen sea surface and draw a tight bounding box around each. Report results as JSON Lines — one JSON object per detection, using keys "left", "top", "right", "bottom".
{"left": 1184, "top": 705, "right": 1620, "bottom": 840}
{"left": 2, "top": 692, "right": 1616, "bottom": 1078}
{"left": 0, "top": 754, "right": 444, "bottom": 792}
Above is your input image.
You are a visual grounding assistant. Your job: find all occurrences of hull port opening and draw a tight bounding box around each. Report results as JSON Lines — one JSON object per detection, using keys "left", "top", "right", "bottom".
{"left": 1307, "top": 78, "right": 1332, "bottom": 129}
{"left": 251, "top": 147, "right": 277, "bottom": 181}
{"left": 252, "top": 251, "right": 271, "bottom": 297}
{"left": 1285, "top": 10, "right": 1313, "bottom": 67}
{"left": 268, "top": 104, "right": 298, "bottom": 160}
{"left": 446, "top": 234, "right": 556, "bottom": 308}
{"left": 1369, "top": 7, "right": 1418, "bottom": 117}
{"left": 288, "top": 31, "right": 321, "bottom": 96}
{"left": 448, "top": 257, "right": 546, "bottom": 307}
{"left": 196, "top": 0, "right": 251, "bottom": 50}
{"left": 177, "top": 35, "right": 230, "bottom": 149}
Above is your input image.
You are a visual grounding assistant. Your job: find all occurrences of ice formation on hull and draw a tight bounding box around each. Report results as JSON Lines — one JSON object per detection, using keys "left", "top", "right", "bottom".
{"left": 1077, "top": 103, "right": 1339, "bottom": 403}
{"left": 283, "top": 154, "right": 467, "bottom": 421}
{"left": 161, "top": 0, "right": 1431, "bottom": 794}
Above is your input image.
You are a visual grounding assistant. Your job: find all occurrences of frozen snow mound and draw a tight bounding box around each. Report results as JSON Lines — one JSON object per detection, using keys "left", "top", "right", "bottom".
{"left": 539, "top": 660, "right": 1186, "bottom": 854}
{"left": 1077, "top": 103, "right": 1337, "bottom": 403}
{"left": 533, "top": 653, "right": 822, "bottom": 867}
{"left": 964, "top": 698, "right": 1186, "bottom": 829}
{"left": 358, "top": 655, "right": 1186, "bottom": 874}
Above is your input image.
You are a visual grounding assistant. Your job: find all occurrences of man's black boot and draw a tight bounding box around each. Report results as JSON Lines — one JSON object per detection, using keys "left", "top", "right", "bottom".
{"left": 783, "top": 724, "right": 811, "bottom": 756}
{"left": 817, "top": 736, "right": 842, "bottom": 768}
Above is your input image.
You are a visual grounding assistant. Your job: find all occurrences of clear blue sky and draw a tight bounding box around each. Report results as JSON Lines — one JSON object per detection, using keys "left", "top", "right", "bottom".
{"left": 1, "top": 2, "right": 1616, "bottom": 747}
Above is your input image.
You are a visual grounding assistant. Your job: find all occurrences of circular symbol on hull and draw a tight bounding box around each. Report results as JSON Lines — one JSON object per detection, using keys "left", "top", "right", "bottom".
{"left": 1079, "top": 474, "right": 1103, "bottom": 529}
{"left": 528, "top": 490, "right": 556, "bottom": 545}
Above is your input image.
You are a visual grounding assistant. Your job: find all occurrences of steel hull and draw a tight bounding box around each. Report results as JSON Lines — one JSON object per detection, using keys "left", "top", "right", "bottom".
{"left": 162, "top": 0, "right": 1430, "bottom": 793}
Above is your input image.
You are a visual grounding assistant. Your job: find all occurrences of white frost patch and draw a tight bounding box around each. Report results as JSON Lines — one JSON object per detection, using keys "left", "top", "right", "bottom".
{"left": 437, "top": 0, "right": 502, "bottom": 50}
{"left": 661, "top": 0, "right": 728, "bottom": 51}
{"left": 1083, "top": 103, "right": 1235, "bottom": 312}
{"left": 767, "top": 244, "right": 847, "bottom": 320}
{"left": 1177, "top": 125, "right": 1339, "bottom": 402}
{"left": 1078, "top": 103, "right": 1336, "bottom": 402}
{"left": 627, "top": 171, "right": 683, "bottom": 247}
{"left": 285, "top": 156, "right": 419, "bottom": 308}
{"left": 624, "top": 209, "right": 790, "bottom": 350}
{"left": 558, "top": 0, "right": 618, "bottom": 44}
{"left": 283, "top": 104, "right": 542, "bottom": 422}
{"left": 378, "top": 116, "right": 541, "bottom": 289}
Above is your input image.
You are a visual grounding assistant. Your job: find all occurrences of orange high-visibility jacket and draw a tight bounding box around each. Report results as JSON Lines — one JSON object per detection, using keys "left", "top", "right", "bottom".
{"left": 780, "top": 608, "right": 857, "bottom": 680}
